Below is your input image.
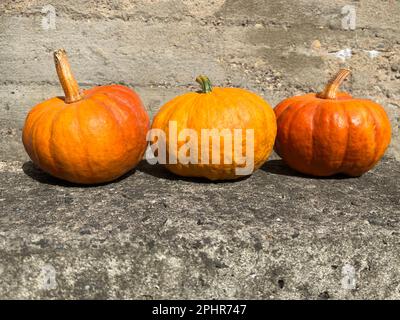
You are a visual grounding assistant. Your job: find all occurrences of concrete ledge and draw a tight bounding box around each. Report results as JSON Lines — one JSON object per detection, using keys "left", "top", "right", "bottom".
{"left": 0, "top": 157, "right": 399, "bottom": 299}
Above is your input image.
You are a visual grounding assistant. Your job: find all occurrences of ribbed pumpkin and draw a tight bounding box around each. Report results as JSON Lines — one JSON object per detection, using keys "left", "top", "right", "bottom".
{"left": 22, "top": 49, "right": 149, "bottom": 184}
{"left": 274, "top": 69, "right": 391, "bottom": 177}
{"left": 150, "top": 76, "right": 277, "bottom": 180}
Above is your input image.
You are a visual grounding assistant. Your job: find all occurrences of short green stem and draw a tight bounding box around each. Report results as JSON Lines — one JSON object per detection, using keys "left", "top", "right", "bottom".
{"left": 196, "top": 75, "right": 213, "bottom": 94}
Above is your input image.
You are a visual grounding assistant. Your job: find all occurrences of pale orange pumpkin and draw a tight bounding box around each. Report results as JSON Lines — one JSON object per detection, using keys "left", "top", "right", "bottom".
{"left": 150, "top": 75, "right": 277, "bottom": 180}
{"left": 274, "top": 69, "right": 391, "bottom": 176}
{"left": 22, "top": 49, "right": 150, "bottom": 184}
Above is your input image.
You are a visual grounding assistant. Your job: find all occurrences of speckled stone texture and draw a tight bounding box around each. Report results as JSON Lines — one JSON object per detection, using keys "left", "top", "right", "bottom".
{"left": 0, "top": 157, "right": 399, "bottom": 299}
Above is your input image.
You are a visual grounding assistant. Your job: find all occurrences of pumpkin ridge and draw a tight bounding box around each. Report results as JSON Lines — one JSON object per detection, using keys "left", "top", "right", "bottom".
{"left": 160, "top": 94, "right": 199, "bottom": 167}
{"left": 359, "top": 100, "right": 380, "bottom": 173}
{"left": 275, "top": 102, "right": 298, "bottom": 157}
{"left": 237, "top": 87, "right": 270, "bottom": 109}
{"left": 277, "top": 96, "right": 311, "bottom": 121}
{"left": 280, "top": 99, "right": 314, "bottom": 161}
{"left": 32, "top": 101, "right": 67, "bottom": 170}
{"left": 361, "top": 101, "right": 378, "bottom": 170}
{"left": 374, "top": 102, "right": 391, "bottom": 159}
{"left": 47, "top": 105, "right": 70, "bottom": 179}
{"left": 233, "top": 89, "right": 254, "bottom": 127}
{"left": 168, "top": 93, "right": 198, "bottom": 129}
{"left": 101, "top": 85, "right": 150, "bottom": 133}
{"left": 340, "top": 100, "right": 375, "bottom": 176}
{"left": 99, "top": 89, "right": 149, "bottom": 161}
{"left": 304, "top": 102, "right": 320, "bottom": 171}
{"left": 88, "top": 94, "right": 132, "bottom": 167}
{"left": 86, "top": 86, "right": 148, "bottom": 129}
{"left": 212, "top": 90, "right": 260, "bottom": 170}
{"left": 275, "top": 95, "right": 314, "bottom": 119}
{"left": 106, "top": 84, "right": 145, "bottom": 108}
{"left": 364, "top": 103, "right": 391, "bottom": 166}
{"left": 209, "top": 88, "right": 238, "bottom": 127}
{"left": 205, "top": 90, "right": 228, "bottom": 168}
{"left": 154, "top": 93, "right": 194, "bottom": 131}
{"left": 227, "top": 89, "right": 274, "bottom": 166}
{"left": 73, "top": 102, "right": 95, "bottom": 178}
{"left": 98, "top": 90, "right": 146, "bottom": 156}
{"left": 224, "top": 88, "right": 255, "bottom": 122}
{"left": 188, "top": 93, "right": 204, "bottom": 132}
{"left": 175, "top": 95, "right": 202, "bottom": 165}
{"left": 239, "top": 88, "right": 275, "bottom": 126}
{"left": 37, "top": 104, "right": 68, "bottom": 175}
{"left": 216, "top": 88, "right": 256, "bottom": 129}
{"left": 24, "top": 103, "right": 53, "bottom": 165}
{"left": 107, "top": 97, "right": 136, "bottom": 162}
{"left": 339, "top": 101, "right": 357, "bottom": 175}
{"left": 236, "top": 90, "right": 269, "bottom": 172}
{"left": 29, "top": 105, "right": 55, "bottom": 167}
{"left": 72, "top": 98, "right": 128, "bottom": 182}
{"left": 317, "top": 99, "right": 349, "bottom": 175}
{"left": 89, "top": 93, "right": 127, "bottom": 128}
{"left": 337, "top": 100, "right": 350, "bottom": 173}
{"left": 166, "top": 93, "right": 202, "bottom": 170}
{"left": 296, "top": 100, "right": 319, "bottom": 172}
{"left": 187, "top": 94, "right": 209, "bottom": 173}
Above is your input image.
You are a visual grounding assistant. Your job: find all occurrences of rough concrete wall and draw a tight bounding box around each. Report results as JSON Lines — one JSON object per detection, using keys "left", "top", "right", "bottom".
{"left": 0, "top": 0, "right": 399, "bottom": 161}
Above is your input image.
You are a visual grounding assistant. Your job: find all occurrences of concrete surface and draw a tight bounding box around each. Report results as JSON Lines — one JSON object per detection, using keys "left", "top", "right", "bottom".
{"left": 0, "top": 0, "right": 399, "bottom": 299}
{"left": 0, "top": 157, "right": 399, "bottom": 299}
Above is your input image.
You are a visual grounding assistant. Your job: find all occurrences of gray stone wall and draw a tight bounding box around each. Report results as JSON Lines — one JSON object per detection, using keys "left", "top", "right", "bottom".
{"left": 1, "top": 0, "right": 399, "bottom": 161}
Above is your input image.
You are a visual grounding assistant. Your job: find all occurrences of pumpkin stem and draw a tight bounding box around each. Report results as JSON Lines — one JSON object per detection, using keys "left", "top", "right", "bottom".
{"left": 196, "top": 75, "right": 213, "bottom": 93}
{"left": 317, "top": 68, "right": 351, "bottom": 99}
{"left": 54, "top": 49, "right": 84, "bottom": 103}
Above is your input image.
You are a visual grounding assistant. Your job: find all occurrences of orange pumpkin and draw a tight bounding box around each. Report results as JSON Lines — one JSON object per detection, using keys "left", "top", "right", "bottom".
{"left": 150, "top": 75, "right": 277, "bottom": 180}
{"left": 22, "top": 49, "right": 149, "bottom": 184}
{"left": 274, "top": 69, "right": 391, "bottom": 177}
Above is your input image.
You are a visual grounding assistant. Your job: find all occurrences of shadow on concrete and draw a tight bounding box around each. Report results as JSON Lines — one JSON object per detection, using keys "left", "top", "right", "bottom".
{"left": 22, "top": 161, "right": 136, "bottom": 187}
{"left": 22, "top": 160, "right": 354, "bottom": 186}
{"left": 136, "top": 161, "right": 251, "bottom": 184}
{"left": 261, "top": 159, "right": 355, "bottom": 180}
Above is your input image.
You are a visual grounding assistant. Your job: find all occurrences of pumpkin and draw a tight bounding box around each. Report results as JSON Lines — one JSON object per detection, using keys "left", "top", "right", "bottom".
{"left": 274, "top": 68, "right": 391, "bottom": 176}
{"left": 150, "top": 75, "right": 277, "bottom": 180}
{"left": 22, "top": 49, "right": 150, "bottom": 184}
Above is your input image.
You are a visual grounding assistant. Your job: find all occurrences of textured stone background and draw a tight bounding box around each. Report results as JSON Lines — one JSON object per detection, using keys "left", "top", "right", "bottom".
{"left": 0, "top": 0, "right": 399, "bottom": 299}
{"left": 1, "top": 0, "right": 399, "bottom": 161}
